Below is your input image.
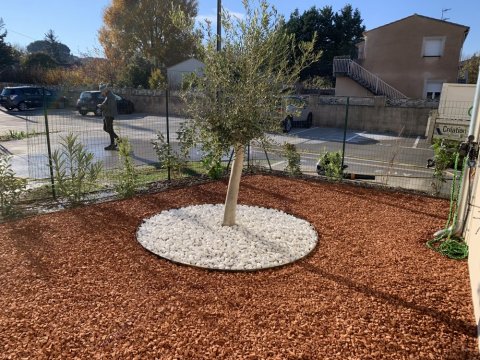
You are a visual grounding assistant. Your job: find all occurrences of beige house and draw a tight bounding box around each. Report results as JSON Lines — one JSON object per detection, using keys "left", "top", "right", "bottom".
{"left": 334, "top": 14, "right": 469, "bottom": 99}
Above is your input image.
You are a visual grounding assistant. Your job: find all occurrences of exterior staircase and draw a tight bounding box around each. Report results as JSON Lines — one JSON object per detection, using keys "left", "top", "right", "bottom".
{"left": 333, "top": 57, "right": 408, "bottom": 99}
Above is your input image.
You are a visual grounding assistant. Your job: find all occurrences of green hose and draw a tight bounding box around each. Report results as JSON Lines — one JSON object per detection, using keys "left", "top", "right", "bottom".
{"left": 426, "top": 153, "right": 469, "bottom": 260}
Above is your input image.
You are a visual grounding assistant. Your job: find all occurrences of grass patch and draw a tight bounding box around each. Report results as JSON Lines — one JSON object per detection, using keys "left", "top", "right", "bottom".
{"left": 0, "top": 130, "right": 46, "bottom": 141}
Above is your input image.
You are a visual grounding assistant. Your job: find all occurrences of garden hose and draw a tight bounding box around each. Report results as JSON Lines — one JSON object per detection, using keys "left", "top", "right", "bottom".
{"left": 426, "top": 153, "right": 469, "bottom": 260}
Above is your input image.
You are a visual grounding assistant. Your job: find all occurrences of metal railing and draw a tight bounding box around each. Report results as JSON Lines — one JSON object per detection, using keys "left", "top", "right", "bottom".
{"left": 333, "top": 57, "right": 408, "bottom": 99}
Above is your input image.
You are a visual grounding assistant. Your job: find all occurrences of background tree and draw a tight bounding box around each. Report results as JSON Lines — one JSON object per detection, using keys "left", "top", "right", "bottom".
{"left": 99, "top": 0, "right": 201, "bottom": 77}
{"left": 22, "top": 52, "right": 57, "bottom": 70}
{"left": 26, "top": 30, "right": 72, "bottom": 64}
{"left": 117, "top": 53, "right": 153, "bottom": 88}
{"left": 461, "top": 53, "right": 479, "bottom": 84}
{"left": 181, "top": 0, "right": 318, "bottom": 226}
{"left": 0, "top": 18, "right": 16, "bottom": 73}
{"left": 283, "top": 4, "right": 365, "bottom": 82}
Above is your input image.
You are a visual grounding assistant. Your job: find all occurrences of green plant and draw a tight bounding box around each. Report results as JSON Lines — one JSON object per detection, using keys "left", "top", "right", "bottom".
{"left": 283, "top": 143, "right": 302, "bottom": 175}
{"left": 114, "top": 137, "right": 138, "bottom": 198}
{"left": 179, "top": 0, "right": 318, "bottom": 226}
{"left": 148, "top": 68, "right": 166, "bottom": 89}
{"left": 50, "top": 133, "right": 103, "bottom": 206}
{"left": 201, "top": 151, "right": 225, "bottom": 179}
{"left": 431, "top": 139, "right": 461, "bottom": 194}
{"left": 301, "top": 76, "right": 333, "bottom": 89}
{"left": 152, "top": 132, "right": 185, "bottom": 178}
{"left": 0, "top": 130, "right": 45, "bottom": 141}
{"left": 177, "top": 122, "right": 226, "bottom": 180}
{"left": 0, "top": 154, "right": 26, "bottom": 217}
{"left": 318, "top": 150, "right": 343, "bottom": 181}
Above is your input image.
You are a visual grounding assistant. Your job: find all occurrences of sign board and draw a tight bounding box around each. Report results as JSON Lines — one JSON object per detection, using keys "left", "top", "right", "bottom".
{"left": 433, "top": 119, "right": 469, "bottom": 140}
{"left": 430, "top": 83, "right": 474, "bottom": 140}
{"left": 438, "top": 83, "right": 475, "bottom": 121}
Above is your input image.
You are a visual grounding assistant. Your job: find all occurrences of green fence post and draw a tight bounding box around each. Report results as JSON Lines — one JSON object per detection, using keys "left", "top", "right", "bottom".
{"left": 165, "top": 88, "right": 171, "bottom": 182}
{"left": 341, "top": 96, "right": 349, "bottom": 173}
{"left": 43, "top": 87, "right": 56, "bottom": 198}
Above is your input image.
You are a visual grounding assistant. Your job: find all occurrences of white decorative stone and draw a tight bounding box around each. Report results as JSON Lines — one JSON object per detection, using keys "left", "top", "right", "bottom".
{"left": 136, "top": 204, "right": 318, "bottom": 270}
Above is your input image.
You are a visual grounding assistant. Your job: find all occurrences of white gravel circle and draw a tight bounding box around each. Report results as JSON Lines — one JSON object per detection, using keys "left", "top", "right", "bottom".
{"left": 136, "top": 204, "right": 318, "bottom": 270}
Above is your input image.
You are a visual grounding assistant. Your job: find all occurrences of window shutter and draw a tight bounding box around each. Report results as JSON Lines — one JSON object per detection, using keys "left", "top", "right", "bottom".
{"left": 426, "top": 81, "right": 442, "bottom": 93}
{"left": 424, "top": 39, "right": 443, "bottom": 56}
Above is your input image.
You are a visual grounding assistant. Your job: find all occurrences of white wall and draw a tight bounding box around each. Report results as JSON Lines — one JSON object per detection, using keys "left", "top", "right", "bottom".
{"left": 464, "top": 105, "right": 480, "bottom": 353}
{"left": 167, "top": 59, "right": 205, "bottom": 89}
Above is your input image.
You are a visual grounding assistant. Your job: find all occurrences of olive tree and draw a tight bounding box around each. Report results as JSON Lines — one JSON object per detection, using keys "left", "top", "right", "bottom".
{"left": 181, "top": 0, "right": 318, "bottom": 226}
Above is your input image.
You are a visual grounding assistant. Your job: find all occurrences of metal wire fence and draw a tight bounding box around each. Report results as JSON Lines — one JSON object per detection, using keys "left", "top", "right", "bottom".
{"left": 2, "top": 84, "right": 473, "bottom": 200}
{"left": 249, "top": 96, "right": 471, "bottom": 197}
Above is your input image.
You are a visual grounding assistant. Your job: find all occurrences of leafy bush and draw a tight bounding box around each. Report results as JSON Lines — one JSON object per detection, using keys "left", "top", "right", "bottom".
{"left": 50, "top": 133, "right": 103, "bottom": 206}
{"left": 148, "top": 68, "right": 166, "bottom": 89}
{"left": 430, "top": 139, "right": 461, "bottom": 194}
{"left": 301, "top": 76, "right": 333, "bottom": 89}
{"left": 283, "top": 143, "right": 302, "bottom": 175}
{"left": 152, "top": 132, "right": 185, "bottom": 178}
{"left": 318, "top": 150, "right": 343, "bottom": 181}
{"left": 114, "top": 137, "right": 138, "bottom": 198}
{"left": 0, "top": 154, "right": 26, "bottom": 217}
{"left": 177, "top": 122, "right": 226, "bottom": 179}
{"left": 201, "top": 151, "right": 225, "bottom": 179}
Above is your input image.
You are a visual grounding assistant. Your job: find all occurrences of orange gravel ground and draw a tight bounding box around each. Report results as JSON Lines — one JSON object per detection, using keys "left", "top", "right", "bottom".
{"left": 0, "top": 174, "right": 478, "bottom": 359}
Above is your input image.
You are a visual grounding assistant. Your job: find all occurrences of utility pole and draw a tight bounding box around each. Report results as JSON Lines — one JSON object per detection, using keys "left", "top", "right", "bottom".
{"left": 217, "top": 0, "right": 221, "bottom": 51}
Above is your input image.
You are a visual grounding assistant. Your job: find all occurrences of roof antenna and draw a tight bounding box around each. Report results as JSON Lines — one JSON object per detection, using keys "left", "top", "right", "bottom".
{"left": 441, "top": 8, "right": 451, "bottom": 21}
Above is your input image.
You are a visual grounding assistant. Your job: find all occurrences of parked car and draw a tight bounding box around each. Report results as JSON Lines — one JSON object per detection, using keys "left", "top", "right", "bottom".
{"left": 280, "top": 95, "right": 313, "bottom": 133}
{"left": 76, "top": 91, "right": 135, "bottom": 116}
{"left": 0, "top": 86, "right": 68, "bottom": 111}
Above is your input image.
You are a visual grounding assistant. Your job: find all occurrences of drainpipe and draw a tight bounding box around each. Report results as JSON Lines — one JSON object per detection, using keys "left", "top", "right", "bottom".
{"left": 434, "top": 66, "right": 480, "bottom": 238}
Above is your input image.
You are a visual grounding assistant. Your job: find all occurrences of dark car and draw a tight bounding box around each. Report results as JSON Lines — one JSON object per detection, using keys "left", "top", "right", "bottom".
{"left": 0, "top": 86, "right": 68, "bottom": 111}
{"left": 76, "top": 91, "right": 134, "bottom": 116}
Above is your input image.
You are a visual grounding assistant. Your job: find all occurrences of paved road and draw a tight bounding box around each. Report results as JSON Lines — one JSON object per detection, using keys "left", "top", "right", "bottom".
{"left": 0, "top": 107, "right": 443, "bottom": 194}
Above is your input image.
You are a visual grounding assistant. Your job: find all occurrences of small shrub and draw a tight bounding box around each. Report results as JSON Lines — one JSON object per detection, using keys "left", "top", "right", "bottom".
{"left": 0, "top": 154, "right": 26, "bottom": 217}
{"left": 148, "top": 68, "right": 166, "bottom": 89}
{"left": 50, "top": 133, "right": 103, "bottom": 206}
{"left": 201, "top": 151, "right": 225, "bottom": 179}
{"left": 114, "top": 137, "right": 139, "bottom": 198}
{"left": 0, "top": 130, "right": 42, "bottom": 141}
{"left": 177, "top": 123, "right": 225, "bottom": 179}
{"left": 431, "top": 139, "right": 461, "bottom": 194}
{"left": 152, "top": 132, "right": 185, "bottom": 178}
{"left": 301, "top": 76, "right": 333, "bottom": 89}
{"left": 283, "top": 143, "right": 302, "bottom": 175}
{"left": 318, "top": 150, "right": 343, "bottom": 181}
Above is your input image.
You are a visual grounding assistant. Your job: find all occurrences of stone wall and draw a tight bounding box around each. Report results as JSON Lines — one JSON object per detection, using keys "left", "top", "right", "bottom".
{"left": 113, "top": 88, "right": 185, "bottom": 116}
{"left": 308, "top": 95, "right": 438, "bottom": 137}
{"left": 0, "top": 83, "right": 439, "bottom": 137}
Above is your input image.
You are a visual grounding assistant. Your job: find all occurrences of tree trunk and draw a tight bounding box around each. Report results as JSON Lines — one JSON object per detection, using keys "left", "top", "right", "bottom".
{"left": 222, "top": 144, "right": 244, "bottom": 226}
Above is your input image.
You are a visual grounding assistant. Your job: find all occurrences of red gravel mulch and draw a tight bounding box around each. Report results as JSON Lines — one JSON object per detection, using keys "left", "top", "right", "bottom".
{"left": 0, "top": 174, "right": 478, "bottom": 359}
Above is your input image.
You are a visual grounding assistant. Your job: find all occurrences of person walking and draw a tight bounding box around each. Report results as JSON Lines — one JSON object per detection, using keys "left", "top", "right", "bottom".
{"left": 98, "top": 84, "right": 119, "bottom": 150}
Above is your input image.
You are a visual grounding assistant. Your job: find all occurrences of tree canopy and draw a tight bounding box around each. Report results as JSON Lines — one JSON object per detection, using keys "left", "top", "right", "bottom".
{"left": 0, "top": 18, "right": 15, "bottom": 71}
{"left": 99, "top": 0, "right": 200, "bottom": 69}
{"left": 26, "top": 30, "right": 72, "bottom": 64}
{"left": 461, "top": 53, "right": 479, "bottom": 84}
{"left": 22, "top": 52, "right": 58, "bottom": 69}
{"left": 181, "top": 0, "right": 318, "bottom": 225}
{"left": 283, "top": 4, "right": 365, "bottom": 80}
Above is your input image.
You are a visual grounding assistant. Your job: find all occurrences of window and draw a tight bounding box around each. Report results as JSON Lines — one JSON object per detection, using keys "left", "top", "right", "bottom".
{"left": 425, "top": 80, "right": 443, "bottom": 100}
{"left": 80, "top": 92, "right": 92, "bottom": 100}
{"left": 422, "top": 37, "right": 445, "bottom": 57}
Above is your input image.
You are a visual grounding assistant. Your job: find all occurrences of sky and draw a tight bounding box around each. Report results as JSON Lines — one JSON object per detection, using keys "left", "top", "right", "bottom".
{"left": 1, "top": 0, "right": 479, "bottom": 58}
